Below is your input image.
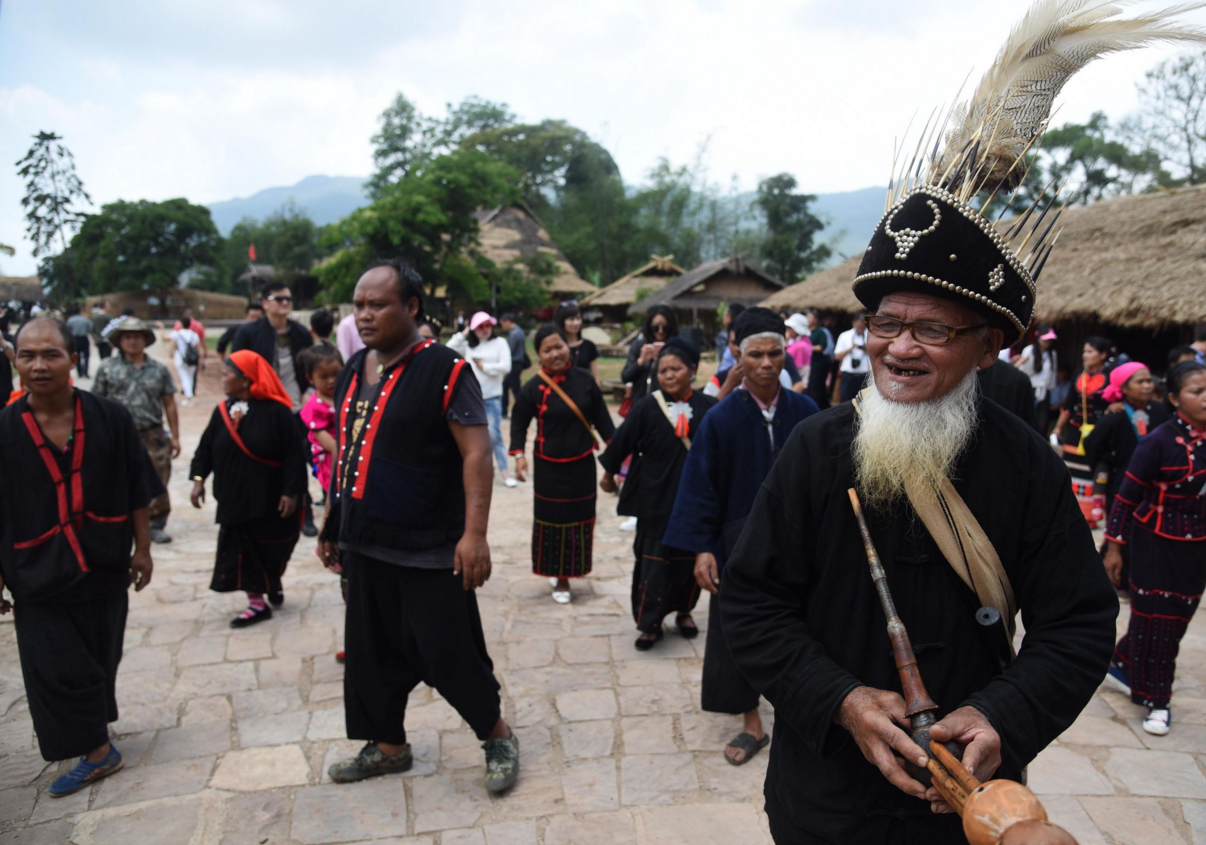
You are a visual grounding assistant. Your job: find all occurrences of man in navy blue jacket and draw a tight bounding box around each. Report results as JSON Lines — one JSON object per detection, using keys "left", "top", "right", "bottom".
{"left": 663, "top": 308, "right": 818, "bottom": 767}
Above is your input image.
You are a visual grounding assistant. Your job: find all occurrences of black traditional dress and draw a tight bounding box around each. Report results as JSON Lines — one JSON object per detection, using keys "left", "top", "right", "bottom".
{"left": 1108, "top": 412, "right": 1206, "bottom": 709}
{"left": 1060, "top": 366, "right": 1112, "bottom": 524}
{"left": 721, "top": 400, "right": 1118, "bottom": 844}
{"left": 191, "top": 398, "right": 306, "bottom": 595}
{"left": 510, "top": 367, "right": 615, "bottom": 578}
{"left": 0, "top": 390, "right": 160, "bottom": 761}
{"left": 600, "top": 389, "right": 716, "bottom": 632}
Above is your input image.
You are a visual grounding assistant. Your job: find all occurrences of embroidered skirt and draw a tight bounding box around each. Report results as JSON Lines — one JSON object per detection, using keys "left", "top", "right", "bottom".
{"left": 531, "top": 454, "right": 597, "bottom": 578}
{"left": 1112, "top": 526, "right": 1206, "bottom": 708}
{"left": 211, "top": 515, "right": 301, "bottom": 595}
{"left": 631, "top": 529, "right": 699, "bottom": 633}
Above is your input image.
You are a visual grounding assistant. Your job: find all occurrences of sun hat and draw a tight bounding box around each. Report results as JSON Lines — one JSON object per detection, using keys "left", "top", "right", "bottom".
{"left": 103, "top": 316, "right": 156, "bottom": 346}
{"left": 469, "top": 311, "right": 497, "bottom": 332}
{"left": 784, "top": 313, "right": 811, "bottom": 338}
{"left": 1039, "top": 329, "right": 1058, "bottom": 341}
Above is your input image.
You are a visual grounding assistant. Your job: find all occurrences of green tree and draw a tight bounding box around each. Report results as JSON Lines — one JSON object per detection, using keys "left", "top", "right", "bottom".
{"left": 16, "top": 131, "right": 92, "bottom": 257}
{"left": 1041, "top": 112, "right": 1165, "bottom": 205}
{"left": 753, "top": 173, "right": 830, "bottom": 281}
{"left": 317, "top": 149, "right": 520, "bottom": 303}
{"left": 461, "top": 120, "right": 594, "bottom": 208}
{"left": 1124, "top": 51, "right": 1206, "bottom": 186}
{"left": 70, "top": 198, "right": 222, "bottom": 293}
{"left": 259, "top": 202, "right": 323, "bottom": 285}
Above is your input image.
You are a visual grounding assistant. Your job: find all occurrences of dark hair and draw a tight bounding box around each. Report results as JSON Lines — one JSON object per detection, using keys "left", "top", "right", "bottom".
{"left": 121, "top": 307, "right": 135, "bottom": 316}
{"left": 500, "top": 312, "right": 516, "bottom": 324}
{"left": 1084, "top": 336, "right": 1112, "bottom": 356}
{"left": 261, "top": 281, "right": 289, "bottom": 299}
{"left": 852, "top": 310, "right": 868, "bottom": 322}
{"left": 1195, "top": 323, "right": 1206, "bottom": 343}
{"left": 1169, "top": 361, "right": 1206, "bottom": 397}
{"left": 246, "top": 302, "right": 264, "bottom": 314}
{"left": 533, "top": 324, "right": 566, "bottom": 354}
{"left": 67, "top": 304, "right": 81, "bottom": 316}
{"left": 298, "top": 343, "right": 343, "bottom": 379}
{"left": 365, "top": 257, "right": 425, "bottom": 319}
{"left": 642, "top": 305, "right": 678, "bottom": 342}
{"left": 309, "top": 308, "right": 335, "bottom": 339}
{"left": 180, "top": 315, "right": 192, "bottom": 330}
{"left": 16, "top": 317, "right": 73, "bottom": 353}
{"left": 728, "top": 303, "right": 746, "bottom": 319}
{"left": 1169, "top": 345, "right": 1197, "bottom": 368}
{"left": 419, "top": 316, "right": 443, "bottom": 336}
{"left": 659, "top": 337, "right": 700, "bottom": 368}
{"left": 553, "top": 304, "right": 582, "bottom": 339}
{"left": 466, "top": 318, "right": 497, "bottom": 349}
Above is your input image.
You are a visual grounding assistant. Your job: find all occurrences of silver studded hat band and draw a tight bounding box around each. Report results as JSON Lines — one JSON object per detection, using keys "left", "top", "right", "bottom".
{"left": 853, "top": 186, "right": 1034, "bottom": 343}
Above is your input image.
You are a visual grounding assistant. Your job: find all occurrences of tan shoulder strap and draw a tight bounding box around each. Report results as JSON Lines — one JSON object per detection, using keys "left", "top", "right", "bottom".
{"left": 854, "top": 389, "right": 1017, "bottom": 658}
{"left": 652, "top": 390, "right": 692, "bottom": 450}
{"left": 537, "top": 370, "right": 599, "bottom": 447}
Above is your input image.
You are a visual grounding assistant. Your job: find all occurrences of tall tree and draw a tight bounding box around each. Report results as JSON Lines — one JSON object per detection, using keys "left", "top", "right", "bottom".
{"left": 753, "top": 173, "right": 831, "bottom": 282}
{"left": 317, "top": 149, "right": 523, "bottom": 304}
{"left": 70, "top": 198, "right": 222, "bottom": 293}
{"left": 461, "top": 120, "right": 593, "bottom": 208}
{"left": 1124, "top": 51, "right": 1206, "bottom": 187}
{"left": 16, "top": 131, "right": 92, "bottom": 257}
{"left": 1040, "top": 112, "right": 1166, "bottom": 205}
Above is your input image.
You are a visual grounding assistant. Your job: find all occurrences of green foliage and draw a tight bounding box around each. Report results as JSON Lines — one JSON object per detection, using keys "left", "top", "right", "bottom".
{"left": 753, "top": 173, "right": 831, "bottom": 282}
{"left": 1123, "top": 51, "right": 1206, "bottom": 187}
{"left": 16, "top": 131, "right": 92, "bottom": 257}
{"left": 38, "top": 249, "right": 81, "bottom": 302}
{"left": 485, "top": 252, "right": 561, "bottom": 312}
{"left": 70, "top": 198, "right": 222, "bottom": 294}
{"left": 212, "top": 203, "right": 326, "bottom": 294}
{"left": 317, "top": 149, "right": 521, "bottom": 303}
{"left": 462, "top": 120, "right": 597, "bottom": 207}
{"left": 1041, "top": 112, "right": 1167, "bottom": 205}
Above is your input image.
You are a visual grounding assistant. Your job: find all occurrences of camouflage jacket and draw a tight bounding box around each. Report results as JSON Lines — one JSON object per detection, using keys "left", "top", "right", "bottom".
{"left": 93, "top": 355, "right": 177, "bottom": 430}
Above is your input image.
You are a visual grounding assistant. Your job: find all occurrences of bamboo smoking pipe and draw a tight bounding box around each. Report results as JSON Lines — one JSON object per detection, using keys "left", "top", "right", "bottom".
{"left": 847, "top": 488, "right": 1077, "bottom": 845}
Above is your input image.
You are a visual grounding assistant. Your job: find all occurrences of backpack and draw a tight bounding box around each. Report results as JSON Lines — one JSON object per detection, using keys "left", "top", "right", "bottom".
{"left": 180, "top": 333, "right": 199, "bottom": 366}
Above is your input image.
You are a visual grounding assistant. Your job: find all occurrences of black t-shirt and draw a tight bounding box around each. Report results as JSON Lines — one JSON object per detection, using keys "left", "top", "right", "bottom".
{"left": 569, "top": 339, "right": 599, "bottom": 371}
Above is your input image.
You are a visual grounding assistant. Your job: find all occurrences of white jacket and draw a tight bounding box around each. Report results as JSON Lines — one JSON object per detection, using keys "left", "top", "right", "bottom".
{"left": 447, "top": 333, "right": 512, "bottom": 399}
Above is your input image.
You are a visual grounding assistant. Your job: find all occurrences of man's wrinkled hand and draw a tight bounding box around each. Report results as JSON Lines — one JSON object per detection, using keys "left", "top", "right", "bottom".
{"left": 694, "top": 552, "right": 720, "bottom": 594}
{"left": 454, "top": 533, "right": 491, "bottom": 590}
{"left": 318, "top": 539, "right": 342, "bottom": 573}
{"left": 928, "top": 705, "right": 1000, "bottom": 783}
{"left": 837, "top": 686, "right": 929, "bottom": 801}
{"left": 190, "top": 480, "right": 205, "bottom": 509}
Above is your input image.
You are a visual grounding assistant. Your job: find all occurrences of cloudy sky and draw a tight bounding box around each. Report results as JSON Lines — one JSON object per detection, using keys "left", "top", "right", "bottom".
{"left": 2, "top": 0, "right": 1204, "bottom": 276}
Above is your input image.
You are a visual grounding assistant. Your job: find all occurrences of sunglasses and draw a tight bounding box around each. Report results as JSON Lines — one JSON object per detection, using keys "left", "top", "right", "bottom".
{"left": 264, "top": 295, "right": 293, "bottom": 304}
{"left": 651, "top": 322, "right": 668, "bottom": 333}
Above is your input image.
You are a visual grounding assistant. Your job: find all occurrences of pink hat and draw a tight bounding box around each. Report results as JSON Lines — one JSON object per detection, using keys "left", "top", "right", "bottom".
{"left": 1039, "top": 329, "right": 1057, "bottom": 341}
{"left": 1102, "top": 362, "right": 1148, "bottom": 403}
{"left": 469, "top": 311, "right": 497, "bottom": 331}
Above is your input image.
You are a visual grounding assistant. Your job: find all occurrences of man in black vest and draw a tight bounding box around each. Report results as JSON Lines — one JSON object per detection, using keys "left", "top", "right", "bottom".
{"left": 318, "top": 258, "right": 519, "bottom": 793}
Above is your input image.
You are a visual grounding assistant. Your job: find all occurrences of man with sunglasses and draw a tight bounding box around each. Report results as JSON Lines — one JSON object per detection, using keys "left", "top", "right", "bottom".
{"left": 232, "top": 282, "right": 317, "bottom": 537}
{"left": 719, "top": 200, "right": 1116, "bottom": 840}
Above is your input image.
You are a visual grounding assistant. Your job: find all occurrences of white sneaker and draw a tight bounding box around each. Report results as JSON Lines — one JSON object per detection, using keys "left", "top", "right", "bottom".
{"left": 503, "top": 477, "right": 518, "bottom": 488}
{"left": 1143, "top": 707, "right": 1171, "bottom": 736}
{"left": 552, "top": 588, "right": 572, "bottom": 604}
{"left": 619, "top": 517, "right": 638, "bottom": 532}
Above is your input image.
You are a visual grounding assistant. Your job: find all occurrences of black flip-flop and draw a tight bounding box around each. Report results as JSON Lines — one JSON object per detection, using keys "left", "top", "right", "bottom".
{"left": 725, "top": 732, "right": 769, "bottom": 766}
{"left": 634, "top": 628, "right": 664, "bottom": 651}
{"left": 676, "top": 614, "right": 699, "bottom": 639}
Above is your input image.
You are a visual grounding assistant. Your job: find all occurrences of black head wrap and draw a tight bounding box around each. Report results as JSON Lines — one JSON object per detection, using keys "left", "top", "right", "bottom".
{"left": 733, "top": 307, "right": 786, "bottom": 345}
{"left": 659, "top": 336, "right": 700, "bottom": 367}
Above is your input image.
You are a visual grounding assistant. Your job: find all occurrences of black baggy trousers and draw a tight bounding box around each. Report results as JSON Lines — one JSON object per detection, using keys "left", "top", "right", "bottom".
{"left": 343, "top": 551, "right": 502, "bottom": 745}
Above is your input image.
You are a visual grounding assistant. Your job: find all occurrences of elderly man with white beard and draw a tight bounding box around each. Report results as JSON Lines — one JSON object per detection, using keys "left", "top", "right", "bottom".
{"left": 721, "top": 283, "right": 1118, "bottom": 843}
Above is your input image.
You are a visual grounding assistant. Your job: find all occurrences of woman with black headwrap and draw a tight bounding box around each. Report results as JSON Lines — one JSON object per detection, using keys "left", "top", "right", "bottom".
{"left": 600, "top": 338, "right": 717, "bottom": 650}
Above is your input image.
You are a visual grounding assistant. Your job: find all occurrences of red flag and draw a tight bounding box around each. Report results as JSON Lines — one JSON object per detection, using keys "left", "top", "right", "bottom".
{"left": 248, "top": 243, "right": 257, "bottom": 262}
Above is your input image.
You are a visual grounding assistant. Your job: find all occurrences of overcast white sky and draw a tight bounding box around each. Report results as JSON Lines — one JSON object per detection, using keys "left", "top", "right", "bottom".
{"left": 2, "top": 0, "right": 1204, "bottom": 276}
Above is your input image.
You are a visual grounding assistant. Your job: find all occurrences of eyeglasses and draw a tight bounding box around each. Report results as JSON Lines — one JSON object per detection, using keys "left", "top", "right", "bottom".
{"left": 865, "top": 315, "right": 986, "bottom": 345}
{"left": 264, "top": 295, "right": 292, "bottom": 304}
{"left": 650, "top": 322, "right": 669, "bottom": 333}
{"left": 560, "top": 300, "right": 579, "bottom": 308}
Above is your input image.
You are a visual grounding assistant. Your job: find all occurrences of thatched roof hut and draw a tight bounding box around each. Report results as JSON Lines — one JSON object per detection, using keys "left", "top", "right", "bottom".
{"left": 475, "top": 203, "right": 595, "bottom": 299}
{"left": 764, "top": 186, "right": 1206, "bottom": 328}
{"left": 0, "top": 275, "right": 42, "bottom": 303}
{"left": 580, "top": 254, "right": 685, "bottom": 324}
{"left": 84, "top": 289, "right": 251, "bottom": 321}
{"left": 630, "top": 254, "right": 785, "bottom": 326}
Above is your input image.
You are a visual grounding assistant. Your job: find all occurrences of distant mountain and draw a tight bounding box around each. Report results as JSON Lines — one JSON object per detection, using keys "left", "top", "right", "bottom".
{"left": 206, "top": 175, "right": 369, "bottom": 234}
{"left": 810, "top": 186, "right": 888, "bottom": 268}
{"left": 204, "top": 176, "right": 888, "bottom": 272}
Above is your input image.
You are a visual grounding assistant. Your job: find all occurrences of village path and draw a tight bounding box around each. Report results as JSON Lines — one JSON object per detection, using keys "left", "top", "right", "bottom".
{"left": 0, "top": 340, "right": 1204, "bottom": 845}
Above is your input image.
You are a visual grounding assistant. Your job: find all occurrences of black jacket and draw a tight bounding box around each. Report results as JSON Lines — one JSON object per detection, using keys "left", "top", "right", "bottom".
{"left": 230, "top": 317, "right": 314, "bottom": 394}
{"left": 977, "top": 359, "right": 1037, "bottom": 430}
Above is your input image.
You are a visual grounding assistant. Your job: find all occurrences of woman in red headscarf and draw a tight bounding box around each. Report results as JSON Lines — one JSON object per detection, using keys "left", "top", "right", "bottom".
{"left": 189, "top": 351, "right": 307, "bottom": 627}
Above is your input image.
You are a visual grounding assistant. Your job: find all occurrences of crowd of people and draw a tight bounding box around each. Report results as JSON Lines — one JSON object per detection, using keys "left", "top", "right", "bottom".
{"left": 1, "top": 259, "right": 1204, "bottom": 839}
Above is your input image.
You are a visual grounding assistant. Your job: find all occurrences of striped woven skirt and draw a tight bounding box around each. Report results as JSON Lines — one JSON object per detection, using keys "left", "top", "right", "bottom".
{"left": 531, "top": 453, "right": 597, "bottom": 578}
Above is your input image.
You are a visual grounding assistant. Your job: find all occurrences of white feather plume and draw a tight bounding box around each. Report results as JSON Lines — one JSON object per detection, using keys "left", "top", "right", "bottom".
{"left": 930, "top": 0, "right": 1206, "bottom": 200}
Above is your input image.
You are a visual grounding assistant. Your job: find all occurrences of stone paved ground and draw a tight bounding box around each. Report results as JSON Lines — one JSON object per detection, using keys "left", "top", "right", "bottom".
{"left": 1, "top": 345, "right": 1205, "bottom": 844}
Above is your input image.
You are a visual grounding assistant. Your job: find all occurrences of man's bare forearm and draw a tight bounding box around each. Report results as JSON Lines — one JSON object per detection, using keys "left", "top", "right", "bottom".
{"left": 452, "top": 424, "right": 493, "bottom": 538}
{"left": 132, "top": 507, "right": 151, "bottom": 553}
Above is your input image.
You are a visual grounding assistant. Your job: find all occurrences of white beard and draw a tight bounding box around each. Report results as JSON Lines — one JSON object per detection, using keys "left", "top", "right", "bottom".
{"left": 852, "top": 368, "right": 980, "bottom": 510}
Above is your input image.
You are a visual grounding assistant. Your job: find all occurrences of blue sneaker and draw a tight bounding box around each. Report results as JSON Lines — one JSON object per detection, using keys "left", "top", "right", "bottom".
{"left": 1103, "top": 665, "right": 1131, "bottom": 697}
{"left": 48, "top": 745, "right": 123, "bottom": 798}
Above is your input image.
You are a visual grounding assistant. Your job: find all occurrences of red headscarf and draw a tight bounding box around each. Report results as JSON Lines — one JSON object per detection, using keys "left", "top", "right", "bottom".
{"left": 228, "top": 350, "right": 294, "bottom": 409}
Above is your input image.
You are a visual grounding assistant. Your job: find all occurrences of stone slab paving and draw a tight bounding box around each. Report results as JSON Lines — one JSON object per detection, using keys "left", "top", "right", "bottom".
{"left": 0, "top": 346, "right": 1203, "bottom": 843}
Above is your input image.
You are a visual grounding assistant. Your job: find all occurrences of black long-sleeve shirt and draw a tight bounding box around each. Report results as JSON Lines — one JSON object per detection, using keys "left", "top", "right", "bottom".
{"left": 509, "top": 367, "right": 615, "bottom": 459}
{"left": 721, "top": 400, "right": 1118, "bottom": 843}
{"left": 189, "top": 398, "right": 307, "bottom": 527}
